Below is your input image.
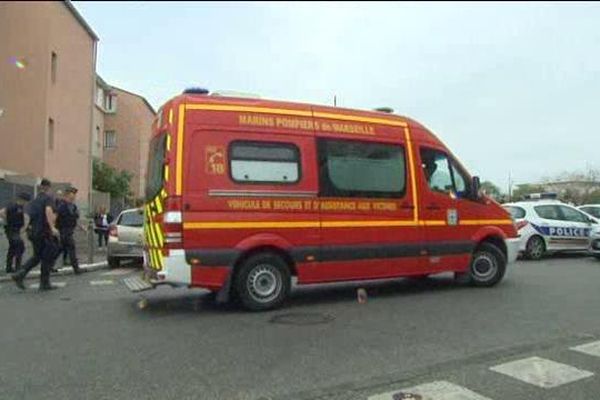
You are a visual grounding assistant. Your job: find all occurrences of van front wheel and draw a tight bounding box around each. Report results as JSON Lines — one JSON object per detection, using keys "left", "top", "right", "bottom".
{"left": 469, "top": 242, "right": 506, "bottom": 287}
{"left": 234, "top": 253, "right": 291, "bottom": 311}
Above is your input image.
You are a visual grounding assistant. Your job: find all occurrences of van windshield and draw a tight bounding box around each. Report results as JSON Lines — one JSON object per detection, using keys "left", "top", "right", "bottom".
{"left": 145, "top": 133, "right": 167, "bottom": 201}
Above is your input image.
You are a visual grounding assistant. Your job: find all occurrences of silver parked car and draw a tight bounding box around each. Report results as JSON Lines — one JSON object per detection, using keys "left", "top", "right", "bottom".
{"left": 107, "top": 208, "right": 144, "bottom": 268}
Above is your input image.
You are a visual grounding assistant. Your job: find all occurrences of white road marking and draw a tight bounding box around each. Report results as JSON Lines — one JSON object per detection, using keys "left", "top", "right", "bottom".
{"left": 571, "top": 340, "right": 600, "bottom": 357}
{"left": 29, "top": 282, "right": 67, "bottom": 289}
{"left": 101, "top": 269, "right": 132, "bottom": 276}
{"left": 490, "top": 356, "right": 594, "bottom": 388}
{"left": 90, "top": 280, "right": 114, "bottom": 286}
{"left": 368, "top": 380, "right": 492, "bottom": 400}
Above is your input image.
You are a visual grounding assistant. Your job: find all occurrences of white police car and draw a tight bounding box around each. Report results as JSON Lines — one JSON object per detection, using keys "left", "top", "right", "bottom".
{"left": 503, "top": 194, "right": 596, "bottom": 260}
{"left": 578, "top": 205, "right": 600, "bottom": 259}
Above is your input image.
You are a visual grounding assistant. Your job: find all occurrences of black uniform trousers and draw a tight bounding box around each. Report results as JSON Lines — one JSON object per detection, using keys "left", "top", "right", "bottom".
{"left": 5, "top": 230, "right": 25, "bottom": 272}
{"left": 17, "top": 235, "right": 60, "bottom": 286}
{"left": 60, "top": 230, "right": 79, "bottom": 272}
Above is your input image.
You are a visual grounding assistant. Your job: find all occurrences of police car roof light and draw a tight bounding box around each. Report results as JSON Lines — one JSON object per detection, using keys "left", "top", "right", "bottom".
{"left": 523, "top": 192, "right": 558, "bottom": 201}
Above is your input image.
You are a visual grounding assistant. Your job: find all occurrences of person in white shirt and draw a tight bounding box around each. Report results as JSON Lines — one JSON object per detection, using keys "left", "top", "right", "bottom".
{"left": 93, "top": 206, "right": 113, "bottom": 248}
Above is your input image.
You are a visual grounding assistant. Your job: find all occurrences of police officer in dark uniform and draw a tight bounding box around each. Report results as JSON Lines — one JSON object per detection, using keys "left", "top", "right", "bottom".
{"left": 12, "top": 179, "right": 61, "bottom": 291}
{"left": 54, "top": 190, "right": 68, "bottom": 268}
{"left": 0, "top": 192, "right": 31, "bottom": 273}
{"left": 56, "top": 186, "right": 86, "bottom": 274}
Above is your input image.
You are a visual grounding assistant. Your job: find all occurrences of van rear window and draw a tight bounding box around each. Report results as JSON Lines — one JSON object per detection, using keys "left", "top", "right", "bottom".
{"left": 318, "top": 139, "right": 406, "bottom": 199}
{"left": 145, "top": 133, "right": 167, "bottom": 201}
{"left": 229, "top": 141, "right": 300, "bottom": 184}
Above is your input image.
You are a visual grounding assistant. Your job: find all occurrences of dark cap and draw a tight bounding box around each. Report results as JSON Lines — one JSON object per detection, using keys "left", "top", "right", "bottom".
{"left": 17, "top": 192, "right": 31, "bottom": 201}
{"left": 40, "top": 178, "right": 52, "bottom": 188}
{"left": 65, "top": 186, "right": 78, "bottom": 194}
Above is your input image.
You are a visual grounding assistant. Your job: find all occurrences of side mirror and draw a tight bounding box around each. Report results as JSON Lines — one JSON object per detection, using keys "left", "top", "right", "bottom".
{"left": 472, "top": 176, "right": 482, "bottom": 200}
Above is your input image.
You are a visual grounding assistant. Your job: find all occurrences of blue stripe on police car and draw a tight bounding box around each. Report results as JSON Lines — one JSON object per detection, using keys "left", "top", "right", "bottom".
{"left": 531, "top": 223, "right": 590, "bottom": 237}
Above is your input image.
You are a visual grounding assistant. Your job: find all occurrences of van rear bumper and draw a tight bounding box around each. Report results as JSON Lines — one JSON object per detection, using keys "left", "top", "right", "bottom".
{"left": 506, "top": 237, "right": 520, "bottom": 264}
{"left": 144, "top": 249, "right": 191, "bottom": 286}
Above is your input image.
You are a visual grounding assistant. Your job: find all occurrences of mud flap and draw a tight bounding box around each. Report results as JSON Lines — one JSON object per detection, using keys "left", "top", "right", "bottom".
{"left": 215, "top": 269, "right": 233, "bottom": 304}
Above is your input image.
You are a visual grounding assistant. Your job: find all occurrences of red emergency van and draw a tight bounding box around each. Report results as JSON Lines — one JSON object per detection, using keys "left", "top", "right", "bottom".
{"left": 138, "top": 89, "right": 520, "bottom": 310}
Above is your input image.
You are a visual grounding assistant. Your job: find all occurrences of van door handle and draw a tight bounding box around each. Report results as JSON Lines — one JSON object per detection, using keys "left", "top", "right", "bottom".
{"left": 426, "top": 204, "right": 441, "bottom": 210}
{"left": 400, "top": 203, "right": 414, "bottom": 210}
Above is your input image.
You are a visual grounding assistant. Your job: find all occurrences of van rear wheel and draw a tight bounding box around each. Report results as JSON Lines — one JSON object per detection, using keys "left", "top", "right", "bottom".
{"left": 468, "top": 242, "right": 506, "bottom": 287}
{"left": 234, "top": 252, "right": 291, "bottom": 311}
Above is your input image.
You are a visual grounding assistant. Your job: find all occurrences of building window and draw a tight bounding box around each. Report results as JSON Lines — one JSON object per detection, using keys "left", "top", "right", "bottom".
{"left": 104, "top": 130, "right": 116, "bottom": 149}
{"left": 51, "top": 52, "right": 57, "bottom": 83}
{"left": 318, "top": 139, "right": 406, "bottom": 198}
{"left": 105, "top": 94, "right": 117, "bottom": 113}
{"left": 229, "top": 141, "right": 300, "bottom": 184}
{"left": 95, "top": 126, "right": 101, "bottom": 148}
{"left": 48, "top": 118, "right": 54, "bottom": 150}
{"left": 96, "top": 88, "right": 104, "bottom": 107}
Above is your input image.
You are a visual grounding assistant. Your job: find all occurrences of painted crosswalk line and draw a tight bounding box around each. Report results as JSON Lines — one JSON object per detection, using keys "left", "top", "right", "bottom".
{"left": 29, "top": 282, "right": 67, "bottom": 289}
{"left": 489, "top": 356, "right": 593, "bottom": 388}
{"left": 101, "top": 269, "right": 133, "bottom": 276}
{"left": 368, "top": 380, "right": 492, "bottom": 400}
{"left": 570, "top": 340, "right": 600, "bottom": 357}
{"left": 90, "top": 280, "right": 115, "bottom": 286}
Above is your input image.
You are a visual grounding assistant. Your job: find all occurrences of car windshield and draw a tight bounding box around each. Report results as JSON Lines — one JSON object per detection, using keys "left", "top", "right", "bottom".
{"left": 118, "top": 210, "right": 143, "bottom": 227}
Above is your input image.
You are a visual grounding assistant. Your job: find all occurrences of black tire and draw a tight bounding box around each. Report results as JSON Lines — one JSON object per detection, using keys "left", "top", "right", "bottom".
{"left": 233, "top": 252, "right": 291, "bottom": 311}
{"left": 525, "top": 235, "right": 545, "bottom": 260}
{"left": 108, "top": 256, "right": 120, "bottom": 269}
{"left": 468, "top": 242, "right": 507, "bottom": 287}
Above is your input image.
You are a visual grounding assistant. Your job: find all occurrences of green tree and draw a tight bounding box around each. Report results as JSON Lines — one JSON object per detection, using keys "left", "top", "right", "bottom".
{"left": 480, "top": 181, "right": 502, "bottom": 199}
{"left": 92, "top": 158, "right": 132, "bottom": 198}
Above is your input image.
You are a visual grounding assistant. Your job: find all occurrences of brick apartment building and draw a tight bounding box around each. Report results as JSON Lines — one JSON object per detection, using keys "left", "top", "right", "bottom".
{"left": 0, "top": 1, "right": 98, "bottom": 209}
{"left": 95, "top": 81, "right": 156, "bottom": 199}
{"left": 0, "top": 1, "right": 156, "bottom": 209}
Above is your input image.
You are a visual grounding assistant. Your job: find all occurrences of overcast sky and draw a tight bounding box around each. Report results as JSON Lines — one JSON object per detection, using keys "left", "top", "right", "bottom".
{"left": 74, "top": 1, "right": 600, "bottom": 191}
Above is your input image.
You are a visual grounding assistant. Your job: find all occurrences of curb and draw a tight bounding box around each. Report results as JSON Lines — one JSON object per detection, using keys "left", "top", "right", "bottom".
{"left": 0, "top": 261, "right": 109, "bottom": 283}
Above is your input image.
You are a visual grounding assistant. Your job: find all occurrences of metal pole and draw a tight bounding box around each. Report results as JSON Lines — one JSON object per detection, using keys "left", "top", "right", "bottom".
{"left": 87, "top": 39, "right": 98, "bottom": 265}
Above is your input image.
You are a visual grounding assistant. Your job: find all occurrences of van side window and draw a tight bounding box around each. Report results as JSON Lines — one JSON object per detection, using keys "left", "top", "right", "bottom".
{"left": 229, "top": 141, "right": 300, "bottom": 184}
{"left": 450, "top": 161, "right": 470, "bottom": 198}
{"left": 420, "top": 148, "right": 454, "bottom": 194}
{"left": 317, "top": 139, "right": 406, "bottom": 198}
{"left": 420, "top": 148, "right": 471, "bottom": 198}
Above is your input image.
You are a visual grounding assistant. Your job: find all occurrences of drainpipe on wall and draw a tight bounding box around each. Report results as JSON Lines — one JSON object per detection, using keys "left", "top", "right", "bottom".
{"left": 87, "top": 38, "right": 98, "bottom": 265}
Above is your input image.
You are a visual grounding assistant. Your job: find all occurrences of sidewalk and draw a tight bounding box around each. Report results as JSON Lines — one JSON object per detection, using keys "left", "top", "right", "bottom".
{"left": 1, "top": 230, "right": 110, "bottom": 282}
{"left": 0, "top": 254, "right": 108, "bottom": 283}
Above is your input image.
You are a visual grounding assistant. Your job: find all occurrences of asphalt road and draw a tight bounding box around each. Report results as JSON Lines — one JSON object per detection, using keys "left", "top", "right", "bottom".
{"left": 1, "top": 256, "right": 600, "bottom": 400}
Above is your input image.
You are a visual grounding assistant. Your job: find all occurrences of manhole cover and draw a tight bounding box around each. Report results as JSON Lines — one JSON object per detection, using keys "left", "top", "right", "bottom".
{"left": 270, "top": 312, "right": 334, "bottom": 326}
{"left": 392, "top": 393, "right": 422, "bottom": 400}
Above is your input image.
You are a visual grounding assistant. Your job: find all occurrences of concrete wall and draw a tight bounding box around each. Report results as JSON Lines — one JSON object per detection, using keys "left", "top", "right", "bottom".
{"left": 0, "top": 1, "right": 95, "bottom": 205}
{"left": 103, "top": 89, "right": 155, "bottom": 199}
{"left": 43, "top": 1, "right": 95, "bottom": 203}
{"left": 92, "top": 105, "right": 104, "bottom": 159}
{"left": 0, "top": 2, "right": 51, "bottom": 177}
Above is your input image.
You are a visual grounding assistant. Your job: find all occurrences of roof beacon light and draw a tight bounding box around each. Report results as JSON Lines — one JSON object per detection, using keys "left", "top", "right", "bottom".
{"left": 183, "top": 87, "right": 210, "bottom": 95}
{"left": 524, "top": 192, "right": 558, "bottom": 201}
